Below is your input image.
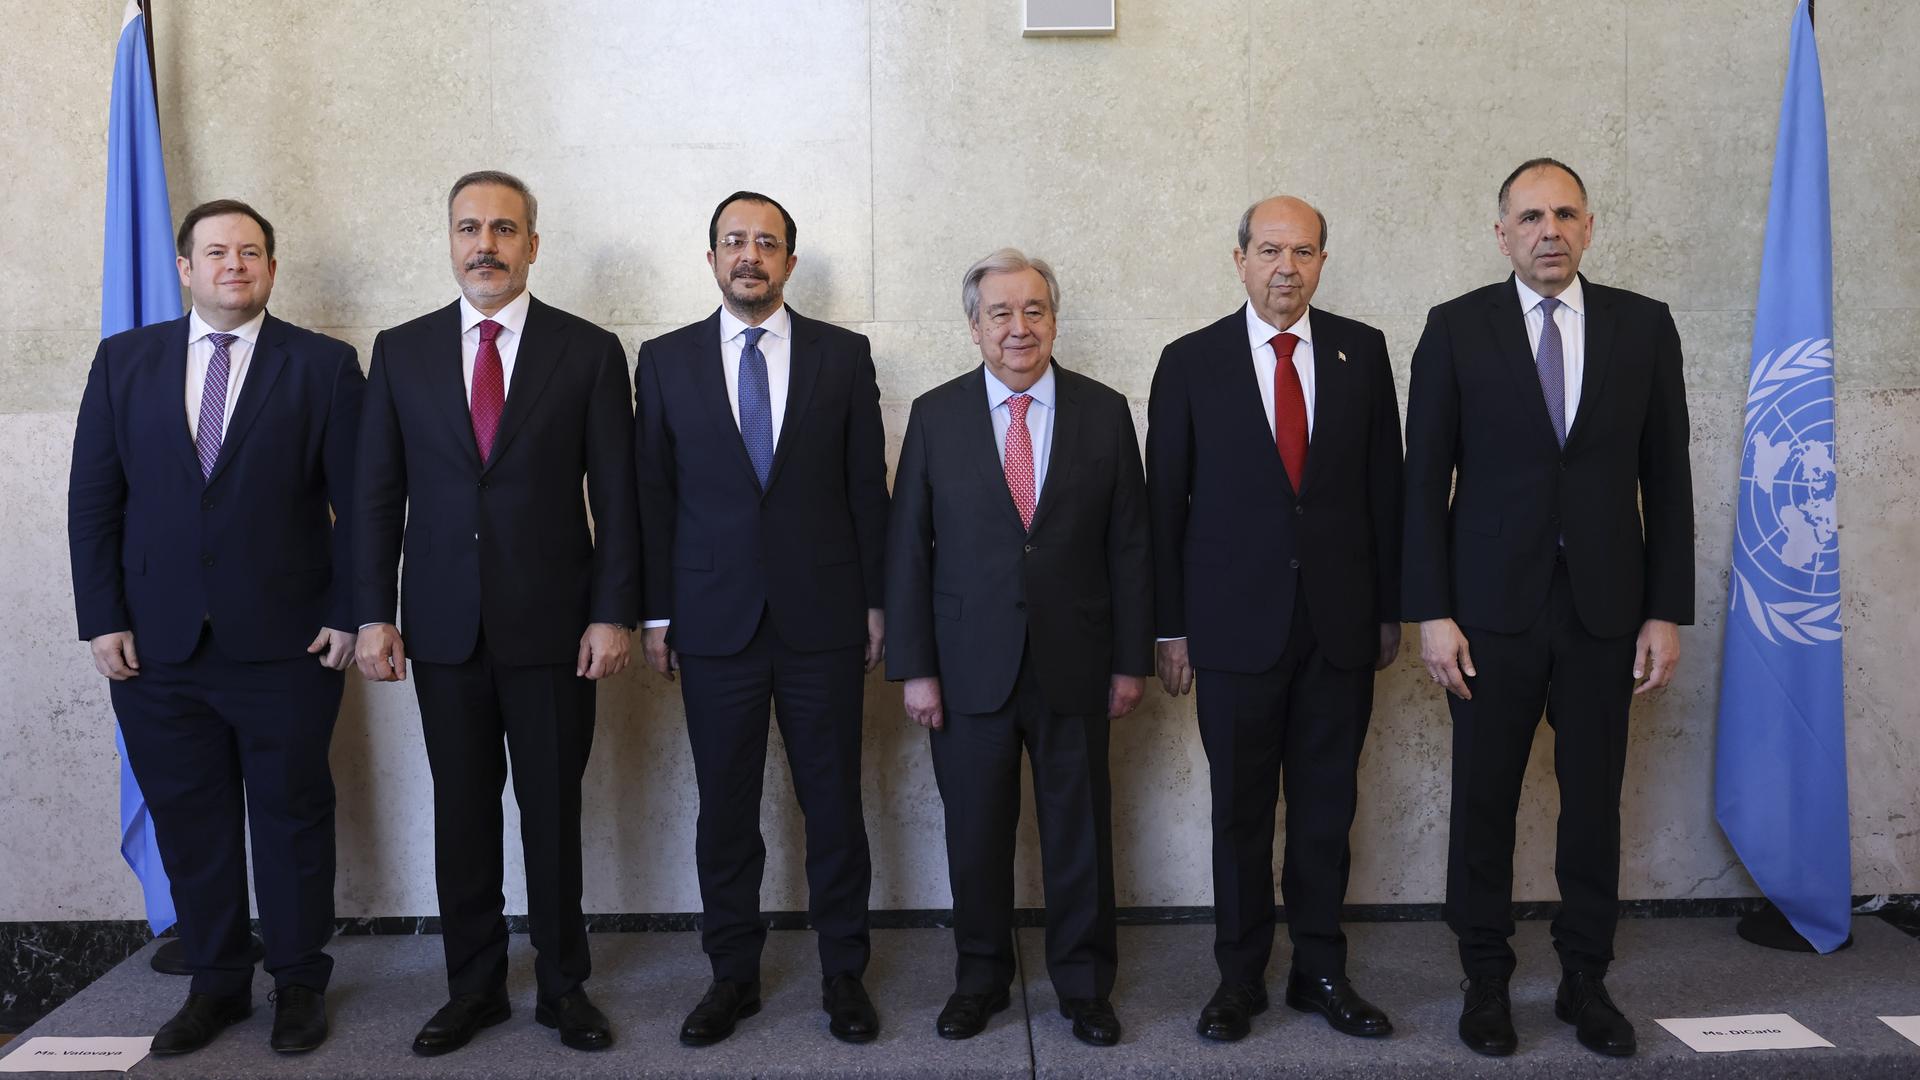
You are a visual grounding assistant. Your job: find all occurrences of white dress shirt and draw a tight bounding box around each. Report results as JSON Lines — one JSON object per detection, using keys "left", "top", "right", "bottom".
{"left": 1246, "top": 303, "right": 1317, "bottom": 439}
{"left": 984, "top": 362, "right": 1058, "bottom": 502}
{"left": 184, "top": 307, "right": 267, "bottom": 440}
{"left": 459, "top": 289, "right": 532, "bottom": 403}
{"left": 1514, "top": 275, "right": 1586, "bottom": 428}
{"left": 719, "top": 304, "right": 793, "bottom": 445}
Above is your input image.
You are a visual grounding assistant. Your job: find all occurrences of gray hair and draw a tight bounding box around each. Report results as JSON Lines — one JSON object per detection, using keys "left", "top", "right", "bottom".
{"left": 961, "top": 247, "right": 1062, "bottom": 323}
{"left": 1236, "top": 198, "right": 1328, "bottom": 251}
{"left": 447, "top": 170, "right": 539, "bottom": 234}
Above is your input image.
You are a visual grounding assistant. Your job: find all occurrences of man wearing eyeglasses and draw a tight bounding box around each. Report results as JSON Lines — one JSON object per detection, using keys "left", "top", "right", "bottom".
{"left": 634, "top": 191, "right": 890, "bottom": 1048}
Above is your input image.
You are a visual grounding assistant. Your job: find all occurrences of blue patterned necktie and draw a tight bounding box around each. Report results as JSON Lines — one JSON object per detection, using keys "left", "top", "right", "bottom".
{"left": 1534, "top": 297, "right": 1567, "bottom": 446}
{"left": 196, "top": 332, "right": 236, "bottom": 479}
{"left": 738, "top": 325, "right": 774, "bottom": 488}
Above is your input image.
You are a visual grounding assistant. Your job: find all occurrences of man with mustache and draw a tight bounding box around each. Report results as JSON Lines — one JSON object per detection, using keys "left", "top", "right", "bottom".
{"left": 1147, "top": 196, "right": 1403, "bottom": 1043}
{"left": 634, "top": 192, "right": 889, "bottom": 1046}
{"left": 69, "top": 199, "right": 362, "bottom": 1055}
{"left": 1403, "top": 158, "right": 1693, "bottom": 1059}
{"left": 353, "top": 170, "right": 639, "bottom": 1056}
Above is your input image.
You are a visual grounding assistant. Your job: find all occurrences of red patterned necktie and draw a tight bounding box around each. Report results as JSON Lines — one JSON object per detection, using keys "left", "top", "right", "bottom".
{"left": 1271, "top": 332, "right": 1307, "bottom": 491}
{"left": 471, "top": 319, "right": 504, "bottom": 462}
{"left": 1004, "top": 393, "right": 1037, "bottom": 530}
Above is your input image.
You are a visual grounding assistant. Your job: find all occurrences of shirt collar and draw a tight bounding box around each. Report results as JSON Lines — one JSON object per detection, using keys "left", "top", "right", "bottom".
{"left": 459, "top": 289, "right": 533, "bottom": 337}
{"left": 983, "top": 361, "right": 1057, "bottom": 412}
{"left": 1245, "top": 302, "right": 1313, "bottom": 352}
{"left": 188, "top": 307, "right": 267, "bottom": 346}
{"left": 719, "top": 304, "right": 791, "bottom": 344}
{"left": 1514, "top": 274, "right": 1585, "bottom": 318}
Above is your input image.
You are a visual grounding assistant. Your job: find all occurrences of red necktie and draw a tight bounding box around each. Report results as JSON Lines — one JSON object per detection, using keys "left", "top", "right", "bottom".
{"left": 1271, "top": 332, "right": 1307, "bottom": 491}
{"left": 1004, "top": 393, "right": 1036, "bottom": 530}
{"left": 471, "top": 319, "right": 504, "bottom": 462}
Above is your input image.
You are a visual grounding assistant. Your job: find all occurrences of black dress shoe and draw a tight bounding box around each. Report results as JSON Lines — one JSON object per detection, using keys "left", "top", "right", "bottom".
{"left": 536, "top": 988, "right": 612, "bottom": 1051}
{"left": 1196, "top": 981, "right": 1268, "bottom": 1042}
{"left": 936, "top": 988, "right": 1010, "bottom": 1039}
{"left": 1285, "top": 970, "right": 1392, "bottom": 1037}
{"left": 1457, "top": 975, "right": 1517, "bottom": 1056}
{"left": 152, "top": 992, "right": 252, "bottom": 1055}
{"left": 679, "top": 979, "right": 761, "bottom": 1047}
{"left": 411, "top": 991, "right": 510, "bottom": 1057}
{"left": 1555, "top": 971, "right": 1636, "bottom": 1057}
{"left": 268, "top": 985, "right": 328, "bottom": 1053}
{"left": 1060, "top": 996, "right": 1122, "bottom": 1047}
{"left": 822, "top": 974, "right": 879, "bottom": 1043}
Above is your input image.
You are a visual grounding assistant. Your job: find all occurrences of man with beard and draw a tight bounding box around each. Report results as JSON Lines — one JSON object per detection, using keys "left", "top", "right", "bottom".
{"left": 1147, "top": 196, "right": 1403, "bottom": 1044}
{"left": 634, "top": 191, "right": 889, "bottom": 1046}
{"left": 353, "top": 170, "right": 639, "bottom": 1056}
{"left": 1404, "top": 158, "right": 1693, "bottom": 1058}
{"left": 69, "top": 199, "right": 361, "bottom": 1055}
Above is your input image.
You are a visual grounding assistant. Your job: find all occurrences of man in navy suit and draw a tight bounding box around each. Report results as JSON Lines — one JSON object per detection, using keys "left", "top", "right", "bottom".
{"left": 1147, "top": 196, "right": 1403, "bottom": 1044}
{"left": 634, "top": 192, "right": 889, "bottom": 1047}
{"left": 353, "top": 171, "right": 639, "bottom": 1056}
{"left": 68, "top": 199, "right": 362, "bottom": 1055}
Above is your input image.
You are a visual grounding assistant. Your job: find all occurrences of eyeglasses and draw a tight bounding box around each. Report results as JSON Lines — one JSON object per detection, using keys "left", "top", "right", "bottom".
{"left": 716, "top": 235, "right": 785, "bottom": 254}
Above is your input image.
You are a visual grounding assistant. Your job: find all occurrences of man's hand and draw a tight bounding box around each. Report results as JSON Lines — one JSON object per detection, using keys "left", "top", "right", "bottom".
{"left": 89, "top": 631, "right": 140, "bottom": 681}
{"left": 1632, "top": 618, "right": 1681, "bottom": 696}
{"left": 1155, "top": 638, "right": 1195, "bottom": 696}
{"left": 905, "top": 676, "right": 944, "bottom": 731}
{"left": 864, "top": 608, "right": 886, "bottom": 673}
{"left": 1108, "top": 674, "right": 1145, "bottom": 719}
{"left": 308, "top": 628, "right": 357, "bottom": 671}
{"left": 577, "top": 623, "right": 631, "bottom": 680}
{"left": 642, "top": 626, "right": 678, "bottom": 681}
{"left": 1419, "top": 618, "right": 1475, "bottom": 700}
{"left": 1376, "top": 622, "right": 1403, "bottom": 671}
{"left": 355, "top": 622, "right": 407, "bottom": 682}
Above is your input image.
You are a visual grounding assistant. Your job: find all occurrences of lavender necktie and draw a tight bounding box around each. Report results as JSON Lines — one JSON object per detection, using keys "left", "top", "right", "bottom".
{"left": 1534, "top": 297, "right": 1567, "bottom": 446}
{"left": 196, "top": 332, "right": 236, "bottom": 479}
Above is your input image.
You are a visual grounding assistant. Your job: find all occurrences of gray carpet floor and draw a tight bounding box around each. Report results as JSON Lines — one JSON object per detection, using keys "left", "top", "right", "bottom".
{"left": 8, "top": 918, "right": 1918, "bottom": 1078}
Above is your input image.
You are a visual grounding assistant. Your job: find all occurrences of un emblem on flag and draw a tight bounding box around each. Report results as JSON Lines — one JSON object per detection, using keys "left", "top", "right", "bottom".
{"left": 1731, "top": 338, "right": 1841, "bottom": 646}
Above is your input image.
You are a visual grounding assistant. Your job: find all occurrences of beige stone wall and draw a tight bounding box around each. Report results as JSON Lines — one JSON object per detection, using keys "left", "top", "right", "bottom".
{"left": 2, "top": 1, "right": 1914, "bottom": 921}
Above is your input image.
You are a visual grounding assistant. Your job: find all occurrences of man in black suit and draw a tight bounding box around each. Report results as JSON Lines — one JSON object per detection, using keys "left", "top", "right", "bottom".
{"left": 887, "top": 248, "right": 1152, "bottom": 1048}
{"left": 634, "top": 192, "right": 889, "bottom": 1047}
{"left": 353, "top": 170, "right": 639, "bottom": 1056}
{"left": 69, "top": 199, "right": 360, "bottom": 1055}
{"left": 1403, "top": 158, "right": 1693, "bottom": 1059}
{"left": 1147, "top": 196, "right": 1404, "bottom": 1043}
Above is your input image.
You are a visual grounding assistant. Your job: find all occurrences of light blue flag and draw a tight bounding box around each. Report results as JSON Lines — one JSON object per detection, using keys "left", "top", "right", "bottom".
{"left": 102, "top": 0, "right": 180, "bottom": 936}
{"left": 1714, "top": 0, "right": 1849, "bottom": 953}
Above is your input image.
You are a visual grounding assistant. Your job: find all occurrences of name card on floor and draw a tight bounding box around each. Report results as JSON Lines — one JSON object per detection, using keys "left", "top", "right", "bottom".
{"left": 1655, "top": 1014, "right": 1833, "bottom": 1053}
{"left": 1883, "top": 1016, "right": 1920, "bottom": 1047}
{"left": 0, "top": 1037, "right": 152, "bottom": 1073}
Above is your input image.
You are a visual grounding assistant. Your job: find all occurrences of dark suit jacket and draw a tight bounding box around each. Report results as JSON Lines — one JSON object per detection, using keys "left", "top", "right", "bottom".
{"left": 886, "top": 363, "right": 1153, "bottom": 717}
{"left": 633, "top": 308, "right": 889, "bottom": 657}
{"left": 353, "top": 296, "right": 639, "bottom": 666}
{"left": 69, "top": 313, "right": 363, "bottom": 664}
{"left": 1146, "top": 305, "right": 1403, "bottom": 674}
{"left": 1402, "top": 274, "right": 1694, "bottom": 636}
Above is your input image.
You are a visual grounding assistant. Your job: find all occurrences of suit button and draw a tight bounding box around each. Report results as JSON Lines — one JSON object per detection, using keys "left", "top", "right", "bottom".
{"left": 1294, "top": 504, "right": 1304, "bottom": 516}
{"left": 1024, "top": 544, "right": 1033, "bottom": 553}
{"left": 201, "top": 495, "right": 214, "bottom": 510}
{"left": 201, "top": 553, "right": 215, "bottom": 567}
{"left": 1551, "top": 513, "right": 1561, "bottom": 524}
{"left": 477, "top": 479, "right": 488, "bottom": 490}
{"left": 1016, "top": 601, "right": 1026, "bottom": 611}
{"left": 1289, "top": 558, "right": 1300, "bottom": 569}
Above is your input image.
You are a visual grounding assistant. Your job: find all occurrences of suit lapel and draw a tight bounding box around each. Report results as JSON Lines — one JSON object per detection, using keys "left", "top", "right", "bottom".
{"left": 157, "top": 317, "right": 200, "bottom": 477}
{"left": 484, "top": 296, "right": 562, "bottom": 472}
{"left": 1297, "top": 310, "right": 1343, "bottom": 497}
{"left": 427, "top": 301, "right": 481, "bottom": 470}
{"left": 1027, "top": 363, "right": 1080, "bottom": 536}
{"left": 204, "top": 313, "right": 289, "bottom": 485}
{"left": 1217, "top": 307, "right": 1294, "bottom": 497}
{"left": 1564, "top": 276, "right": 1612, "bottom": 450}
{"left": 964, "top": 366, "right": 1028, "bottom": 533}
{"left": 691, "top": 308, "right": 763, "bottom": 486}
{"left": 765, "top": 309, "right": 820, "bottom": 493}
{"left": 1487, "top": 277, "right": 1562, "bottom": 451}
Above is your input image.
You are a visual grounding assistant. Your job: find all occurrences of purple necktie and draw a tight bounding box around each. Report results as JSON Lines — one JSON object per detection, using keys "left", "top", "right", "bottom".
{"left": 196, "top": 332, "right": 236, "bottom": 479}
{"left": 1534, "top": 297, "right": 1567, "bottom": 446}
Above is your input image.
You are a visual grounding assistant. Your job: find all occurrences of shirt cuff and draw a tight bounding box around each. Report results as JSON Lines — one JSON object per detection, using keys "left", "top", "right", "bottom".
{"left": 642, "top": 619, "right": 671, "bottom": 630}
